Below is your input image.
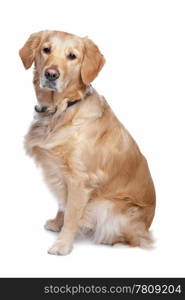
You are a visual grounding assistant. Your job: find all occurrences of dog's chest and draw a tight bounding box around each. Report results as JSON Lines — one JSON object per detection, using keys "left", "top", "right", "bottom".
{"left": 25, "top": 114, "right": 79, "bottom": 173}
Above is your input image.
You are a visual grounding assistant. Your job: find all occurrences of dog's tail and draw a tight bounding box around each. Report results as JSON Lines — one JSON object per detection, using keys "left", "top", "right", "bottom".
{"left": 120, "top": 224, "right": 155, "bottom": 249}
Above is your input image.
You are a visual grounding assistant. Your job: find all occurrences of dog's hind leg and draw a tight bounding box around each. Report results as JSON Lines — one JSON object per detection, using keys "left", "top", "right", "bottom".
{"left": 45, "top": 211, "right": 64, "bottom": 232}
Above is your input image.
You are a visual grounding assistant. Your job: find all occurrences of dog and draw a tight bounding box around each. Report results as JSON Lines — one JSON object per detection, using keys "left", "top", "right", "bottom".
{"left": 19, "top": 30, "right": 156, "bottom": 255}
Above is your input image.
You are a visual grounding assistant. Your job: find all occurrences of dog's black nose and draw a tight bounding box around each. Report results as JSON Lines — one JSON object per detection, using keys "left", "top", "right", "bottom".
{"left": 45, "top": 68, "right": 60, "bottom": 81}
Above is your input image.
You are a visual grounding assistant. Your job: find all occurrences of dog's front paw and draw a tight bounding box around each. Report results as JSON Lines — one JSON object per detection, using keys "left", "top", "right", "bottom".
{"left": 48, "top": 240, "right": 72, "bottom": 256}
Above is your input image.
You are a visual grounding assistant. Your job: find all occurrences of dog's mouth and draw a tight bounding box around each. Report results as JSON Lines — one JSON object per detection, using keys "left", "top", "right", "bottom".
{"left": 40, "top": 79, "right": 58, "bottom": 91}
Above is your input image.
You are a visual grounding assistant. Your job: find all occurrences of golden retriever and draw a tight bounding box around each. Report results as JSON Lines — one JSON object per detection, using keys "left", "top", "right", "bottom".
{"left": 19, "top": 30, "right": 156, "bottom": 255}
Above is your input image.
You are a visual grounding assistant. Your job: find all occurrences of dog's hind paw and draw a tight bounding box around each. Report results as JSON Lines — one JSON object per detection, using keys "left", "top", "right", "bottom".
{"left": 44, "top": 219, "right": 62, "bottom": 232}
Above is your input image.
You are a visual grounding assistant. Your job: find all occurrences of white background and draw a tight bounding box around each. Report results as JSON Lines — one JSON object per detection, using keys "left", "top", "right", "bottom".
{"left": 0, "top": 0, "right": 185, "bottom": 277}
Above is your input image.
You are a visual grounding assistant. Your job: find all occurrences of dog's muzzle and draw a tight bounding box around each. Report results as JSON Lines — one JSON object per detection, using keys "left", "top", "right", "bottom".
{"left": 40, "top": 67, "right": 60, "bottom": 91}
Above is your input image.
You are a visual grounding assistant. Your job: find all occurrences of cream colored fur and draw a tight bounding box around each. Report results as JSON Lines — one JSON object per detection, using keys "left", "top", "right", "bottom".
{"left": 19, "top": 30, "right": 156, "bottom": 255}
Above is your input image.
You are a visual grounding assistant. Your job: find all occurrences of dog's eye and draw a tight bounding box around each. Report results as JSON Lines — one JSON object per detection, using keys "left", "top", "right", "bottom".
{"left": 67, "top": 53, "right": 76, "bottom": 60}
{"left": 43, "top": 47, "right": 51, "bottom": 54}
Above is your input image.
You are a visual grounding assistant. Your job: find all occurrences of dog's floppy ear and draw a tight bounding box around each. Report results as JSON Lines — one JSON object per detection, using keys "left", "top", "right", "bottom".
{"left": 19, "top": 31, "right": 44, "bottom": 69}
{"left": 81, "top": 38, "right": 105, "bottom": 84}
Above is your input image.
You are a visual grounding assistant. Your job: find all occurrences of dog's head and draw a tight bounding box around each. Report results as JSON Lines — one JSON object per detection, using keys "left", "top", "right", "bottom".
{"left": 19, "top": 30, "right": 105, "bottom": 93}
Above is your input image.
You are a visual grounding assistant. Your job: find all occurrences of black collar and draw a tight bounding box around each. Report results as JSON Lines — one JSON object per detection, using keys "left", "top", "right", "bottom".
{"left": 34, "top": 99, "right": 81, "bottom": 114}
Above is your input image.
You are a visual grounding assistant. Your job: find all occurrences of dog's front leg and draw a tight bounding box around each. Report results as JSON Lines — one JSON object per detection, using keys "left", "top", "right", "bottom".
{"left": 48, "top": 182, "right": 89, "bottom": 255}
{"left": 44, "top": 181, "right": 67, "bottom": 232}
